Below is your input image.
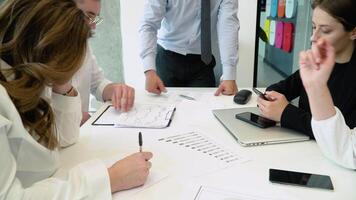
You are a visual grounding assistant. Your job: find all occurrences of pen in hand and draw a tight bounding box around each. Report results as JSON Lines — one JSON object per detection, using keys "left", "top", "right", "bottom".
{"left": 139, "top": 132, "right": 143, "bottom": 152}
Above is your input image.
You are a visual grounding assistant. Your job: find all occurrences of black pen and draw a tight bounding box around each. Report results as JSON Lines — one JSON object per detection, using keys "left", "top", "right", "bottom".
{"left": 139, "top": 132, "right": 143, "bottom": 152}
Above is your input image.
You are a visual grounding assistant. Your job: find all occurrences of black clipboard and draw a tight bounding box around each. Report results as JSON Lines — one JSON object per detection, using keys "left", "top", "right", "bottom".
{"left": 91, "top": 105, "right": 115, "bottom": 126}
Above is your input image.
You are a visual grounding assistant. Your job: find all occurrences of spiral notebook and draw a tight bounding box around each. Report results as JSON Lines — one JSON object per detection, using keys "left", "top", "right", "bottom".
{"left": 92, "top": 103, "right": 176, "bottom": 128}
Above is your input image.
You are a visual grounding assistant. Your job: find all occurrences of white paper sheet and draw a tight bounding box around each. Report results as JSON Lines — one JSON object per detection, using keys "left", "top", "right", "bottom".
{"left": 155, "top": 130, "right": 249, "bottom": 177}
{"left": 93, "top": 103, "right": 175, "bottom": 128}
{"left": 112, "top": 170, "right": 168, "bottom": 200}
{"left": 194, "top": 186, "right": 299, "bottom": 200}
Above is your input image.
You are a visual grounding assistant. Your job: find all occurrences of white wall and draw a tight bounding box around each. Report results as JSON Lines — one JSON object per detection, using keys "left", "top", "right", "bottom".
{"left": 120, "top": 1, "right": 145, "bottom": 89}
{"left": 90, "top": 0, "right": 124, "bottom": 83}
{"left": 121, "top": 0, "right": 257, "bottom": 89}
{"left": 236, "top": 0, "right": 258, "bottom": 87}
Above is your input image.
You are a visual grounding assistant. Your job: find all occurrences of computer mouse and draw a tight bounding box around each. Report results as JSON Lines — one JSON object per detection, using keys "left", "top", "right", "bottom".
{"left": 233, "top": 90, "right": 252, "bottom": 105}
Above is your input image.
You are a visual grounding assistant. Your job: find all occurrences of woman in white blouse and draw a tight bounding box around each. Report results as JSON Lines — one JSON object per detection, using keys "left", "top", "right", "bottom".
{"left": 0, "top": 0, "right": 152, "bottom": 199}
{"left": 300, "top": 33, "right": 356, "bottom": 170}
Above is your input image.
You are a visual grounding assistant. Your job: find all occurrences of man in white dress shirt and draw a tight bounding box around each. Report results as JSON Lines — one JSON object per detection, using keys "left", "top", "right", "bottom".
{"left": 75, "top": 0, "right": 135, "bottom": 124}
{"left": 139, "top": 0, "right": 239, "bottom": 96}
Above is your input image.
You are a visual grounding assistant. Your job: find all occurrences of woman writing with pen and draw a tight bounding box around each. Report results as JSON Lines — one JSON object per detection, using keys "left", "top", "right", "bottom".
{"left": 0, "top": 0, "right": 152, "bottom": 199}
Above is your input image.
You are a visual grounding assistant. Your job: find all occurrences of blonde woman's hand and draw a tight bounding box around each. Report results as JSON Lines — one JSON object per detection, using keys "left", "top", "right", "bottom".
{"left": 108, "top": 152, "right": 153, "bottom": 193}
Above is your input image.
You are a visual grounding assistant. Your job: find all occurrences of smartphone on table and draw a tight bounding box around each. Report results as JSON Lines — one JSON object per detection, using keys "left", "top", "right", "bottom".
{"left": 269, "top": 168, "right": 334, "bottom": 190}
{"left": 235, "top": 112, "right": 276, "bottom": 128}
{"left": 253, "top": 88, "right": 269, "bottom": 101}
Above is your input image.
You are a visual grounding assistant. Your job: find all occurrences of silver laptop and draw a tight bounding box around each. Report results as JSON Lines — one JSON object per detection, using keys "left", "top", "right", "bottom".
{"left": 212, "top": 107, "right": 309, "bottom": 146}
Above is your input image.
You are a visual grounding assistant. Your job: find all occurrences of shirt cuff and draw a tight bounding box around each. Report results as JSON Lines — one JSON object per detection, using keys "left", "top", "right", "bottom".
{"left": 222, "top": 65, "right": 236, "bottom": 80}
{"left": 310, "top": 107, "right": 356, "bottom": 169}
{"left": 142, "top": 53, "right": 156, "bottom": 72}
{"left": 280, "top": 104, "right": 299, "bottom": 128}
{"left": 78, "top": 159, "right": 111, "bottom": 199}
{"left": 95, "top": 79, "right": 112, "bottom": 102}
{"left": 51, "top": 91, "right": 82, "bottom": 113}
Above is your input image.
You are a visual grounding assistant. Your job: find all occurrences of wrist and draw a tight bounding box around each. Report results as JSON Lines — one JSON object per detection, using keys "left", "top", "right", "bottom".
{"left": 278, "top": 103, "right": 289, "bottom": 122}
{"left": 64, "top": 86, "right": 77, "bottom": 96}
{"left": 102, "top": 83, "right": 114, "bottom": 101}
{"left": 222, "top": 80, "right": 235, "bottom": 83}
{"left": 303, "top": 78, "right": 328, "bottom": 90}
{"left": 53, "top": 85, "right": 77, "bottom": 96}
{"left": 108, "top": 167, "right": 118, "bottom": 192}
{"left": 52, "top": 84, "right": 72, "bottom": 94}
{"left": 108, "top": 167, "right": 124, "bottom": 193}
{"left": 144, "top": 70, "right": 156, "bottom": 77}
{"left": 304, "top": 84, "right": 328, "bottom": 95}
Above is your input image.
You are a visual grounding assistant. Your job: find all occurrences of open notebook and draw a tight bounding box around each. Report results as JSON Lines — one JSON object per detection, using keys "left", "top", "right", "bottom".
{"left": 92, "top": 103, "right": 176, "bottom": 128}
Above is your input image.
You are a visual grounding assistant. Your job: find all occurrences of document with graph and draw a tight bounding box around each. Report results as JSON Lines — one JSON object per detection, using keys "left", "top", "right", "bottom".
{"left": 92, "top": 103, "right": 176, "bottom": 128}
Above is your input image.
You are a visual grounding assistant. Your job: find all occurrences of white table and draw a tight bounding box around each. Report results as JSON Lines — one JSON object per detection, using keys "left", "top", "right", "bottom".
{"left": 57, "top": 88, "right": 356, "bottom": 200}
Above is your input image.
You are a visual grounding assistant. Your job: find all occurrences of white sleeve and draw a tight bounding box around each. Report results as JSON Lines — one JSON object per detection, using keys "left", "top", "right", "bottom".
{"left": 0, "top": 126, "right": 112, "bottom": 200}
{"left": 312, "top": 107, "right": 356, "bottom": 169}
{"left": 51, "top": 92, "right": 82, "bottom": 148}
{"left": 88, "top": 49, "right": 112, "bottom": 102}
{"left": 139, "top": 0, "right": 167, "bottom": 72}
{"left": 217, "top": 0, "right": 239, "bottom": 80}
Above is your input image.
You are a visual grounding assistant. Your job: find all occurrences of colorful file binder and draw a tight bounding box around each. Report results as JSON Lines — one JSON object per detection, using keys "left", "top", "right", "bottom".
{"left": 286, "top": 0, "right": 298, "bottom": 18}
{"left": 266, "top": 0, "right": 272, "bottom": 17}
{"left": 271, "top": 0, "right": 278, "bottom": 18}
{"left": 278, "top": 0, "right": 286, "bottom": 18}
{"left": 269, "top": 20, "right": 276, "bottom": 45}
{"left": 264, "top": 19, "right": 271, "bottom": 41}
{"left": 275, "top": 21, "right": 284, "bottom": 48}
{"left": 282, "top": 22, "right": 294, "bottom": 52}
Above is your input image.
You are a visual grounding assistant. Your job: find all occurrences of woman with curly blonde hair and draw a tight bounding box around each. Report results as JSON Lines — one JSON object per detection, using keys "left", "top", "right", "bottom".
{"left": 0, "top": 0, "right": 152, "bottom": 199}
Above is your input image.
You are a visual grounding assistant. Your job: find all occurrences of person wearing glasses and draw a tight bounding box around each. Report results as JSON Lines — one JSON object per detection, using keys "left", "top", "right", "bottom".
{"left": 257, "top": 0, "right": 356, "bottom": 140}
{"left": 0, "top": 0, "right": 153, "bottom": 199}
{"left": 72, "top": 0, "right": 136, "bottom": 126}
{"left": 139, "top": 0, "right": 239, "bottom": 96}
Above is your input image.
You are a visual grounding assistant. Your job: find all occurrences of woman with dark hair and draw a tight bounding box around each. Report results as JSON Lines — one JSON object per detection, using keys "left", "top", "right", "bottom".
{"left": 0, "top": 0, "right": 152, "bottom": 199}
{"left": 298, "top": 0, "right": 356, "bottom": 169}
{"left": 300, "top": 37, "right": 356, "bottom": 169}
{"left": 257, "top": 0, "right": 356, "bottom": 140}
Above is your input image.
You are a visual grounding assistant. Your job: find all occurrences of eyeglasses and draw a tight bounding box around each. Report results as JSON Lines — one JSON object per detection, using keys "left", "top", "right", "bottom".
{"left": 85, "top": 12, "right": 103, "bottom": 26}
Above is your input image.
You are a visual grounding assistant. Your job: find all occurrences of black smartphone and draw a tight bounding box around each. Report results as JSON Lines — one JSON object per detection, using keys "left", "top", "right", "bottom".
{"left": 252, "top": 88, "right": 269, "bottom": 101}
{"left": 269, "top": 169, "right": 334, "bottom": 190}
{"left": 235, "top": 112, "right": 276, "bottom": 128}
